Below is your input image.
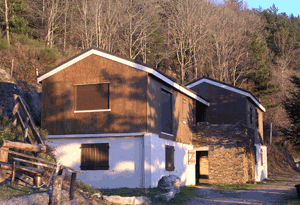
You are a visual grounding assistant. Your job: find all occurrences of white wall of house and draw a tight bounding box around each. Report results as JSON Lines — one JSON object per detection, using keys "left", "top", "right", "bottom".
{"left": 48, "top": 136, "right": 144, "bottom": 189}
{"left": 255, "top": 144, "right": 268, "bottom": 182}
{"left": 143, "top": 133, "right": 195, "bottom": 188}
{"left": 47, "top": 132, "right": 195, "bottom": 189}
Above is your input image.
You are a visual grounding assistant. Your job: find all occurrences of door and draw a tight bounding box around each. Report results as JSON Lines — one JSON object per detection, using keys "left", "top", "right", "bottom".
{"left": 196, "top": 151, "right": 209, "bottom": 184}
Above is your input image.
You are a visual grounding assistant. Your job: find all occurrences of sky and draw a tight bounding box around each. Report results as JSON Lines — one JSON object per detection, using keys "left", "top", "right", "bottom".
{"left": 245, "top": 0, "right": 300, "bottom": 17}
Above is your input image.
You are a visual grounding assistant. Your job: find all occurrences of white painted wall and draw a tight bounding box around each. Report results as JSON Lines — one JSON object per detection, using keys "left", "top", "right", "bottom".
{"left": 47, "top": 133, "right": 195, "bottom": 189}
{"left": 47, "top": 136, "right": 144, "bottom": 189}
{"left": 255, "top": 144, "right": 268, "bottom": 181}
{"left": 143, "top": 133, "right": 195, "bottom": 188}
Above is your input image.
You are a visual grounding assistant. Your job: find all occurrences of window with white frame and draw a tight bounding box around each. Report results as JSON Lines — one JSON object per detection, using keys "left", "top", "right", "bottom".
{"left": 75, "top": 83, "right": 110, "bottom": 112}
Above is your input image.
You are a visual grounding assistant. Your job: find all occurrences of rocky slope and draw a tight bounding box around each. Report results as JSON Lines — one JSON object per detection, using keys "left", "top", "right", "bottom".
{"left": 0, "top": 68, "right": 41, "bottom": 126}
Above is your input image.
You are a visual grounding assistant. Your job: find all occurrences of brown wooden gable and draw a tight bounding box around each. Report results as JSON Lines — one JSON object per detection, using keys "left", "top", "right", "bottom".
{"left": 42, "top": 54, "right": 148, "bottom": 135}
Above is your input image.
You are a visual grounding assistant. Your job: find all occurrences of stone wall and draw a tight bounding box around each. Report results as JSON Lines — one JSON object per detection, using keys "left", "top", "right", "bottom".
{"left": 193, "top": 122, "right": 256, "bottom": 184}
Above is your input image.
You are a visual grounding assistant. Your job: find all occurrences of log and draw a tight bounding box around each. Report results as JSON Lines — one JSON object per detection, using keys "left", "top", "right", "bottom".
{"left": 0, "top": 161, "right": 43, "bottom": 175}
{"left": 13, "top": 157, "right": 54, "bottom": 169}
{"left": 1, "top": 140, "right": 46, "bottom": 153}
{"left": 11, "top": 160, "right": 16, "bottom": 186}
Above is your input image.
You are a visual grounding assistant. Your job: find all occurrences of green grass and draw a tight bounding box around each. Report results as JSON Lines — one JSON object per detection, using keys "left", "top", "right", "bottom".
{"left": 100, "top": 186, "right": 199, "bottom": 205}
{"left": 0, "top": 186, "right": 44, "bottom": 200}
{"left": 208, "top": 180, "right": 277, "bottom": 191}
{"left": 75, "top": 180, "right": 100, "bottom": 194}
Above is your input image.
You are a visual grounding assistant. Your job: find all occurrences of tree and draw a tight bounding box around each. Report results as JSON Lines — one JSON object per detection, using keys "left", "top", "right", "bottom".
{"left": 283, "top": 75, "right": 300, "bottom": 145}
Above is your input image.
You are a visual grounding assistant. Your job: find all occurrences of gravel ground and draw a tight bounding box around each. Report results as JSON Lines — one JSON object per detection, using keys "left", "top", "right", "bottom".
{"left": 185, "top": 176, "right": 300, "bottom": 205}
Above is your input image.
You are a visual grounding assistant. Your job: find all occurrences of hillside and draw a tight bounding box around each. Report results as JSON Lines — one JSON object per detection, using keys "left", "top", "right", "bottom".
{"left": 0, "top": 0, "right": 299, "bottom": 182}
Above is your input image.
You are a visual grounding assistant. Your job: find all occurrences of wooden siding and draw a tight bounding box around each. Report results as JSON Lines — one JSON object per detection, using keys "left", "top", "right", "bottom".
{"left": 147, "top": 76, "right": 195, "bottom": 144}
{"left": 189, "top": 82, "right": 247, "bottom": 124}
{"left": 42, "top": 54, "right": 148, "bottom": 135}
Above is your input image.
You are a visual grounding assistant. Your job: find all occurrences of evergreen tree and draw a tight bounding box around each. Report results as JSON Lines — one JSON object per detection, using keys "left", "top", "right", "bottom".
{"left": 283, "top": 75, "right": 300, "bottom": 145}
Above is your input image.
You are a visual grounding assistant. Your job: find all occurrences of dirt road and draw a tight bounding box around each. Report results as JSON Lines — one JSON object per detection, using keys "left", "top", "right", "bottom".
{"left": 185, "top": 176, "right": 300, "bottom": 205}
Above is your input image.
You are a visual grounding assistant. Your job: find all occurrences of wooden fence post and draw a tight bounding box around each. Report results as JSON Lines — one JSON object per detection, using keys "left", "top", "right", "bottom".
{"left": 69, "top": 172, "right": 77, "bottom": 200}
{"left": 50, "top": 168, "right": 67, "bottom": 205}
{"left": 11, "top": 160, "right": 16, "bottom": 186}
{"left": 0, "top": 147, "right": 8, "bottom": 183}
{"left": 11, "top": 94, "right": 19, "bottom": 127}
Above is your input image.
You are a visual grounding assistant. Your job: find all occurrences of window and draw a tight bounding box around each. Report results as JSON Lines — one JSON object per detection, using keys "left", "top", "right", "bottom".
{"left": 255, "top": 109, "right": 259, "bottom": 128}
{"left": 165, "top": 145, "right": 175, "bottom": 171}
{"left": 249, "top": 104, "right": 253, "bottom": 125}
{"left": 81, "top": 143, "right": 109, "bottom": 170}
{"left": 75, "top": 83, "right": 109, "bottom": 112}
{"left": 182, "top": 98, "right": 187, "bottom": 123}
{"left": 161, "top": 89, "right": 173, "bottom": 134}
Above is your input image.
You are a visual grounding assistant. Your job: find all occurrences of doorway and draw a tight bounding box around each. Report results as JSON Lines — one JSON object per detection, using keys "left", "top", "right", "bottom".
{"left": 196, "top": 151, "right": 209, "bottom": 184}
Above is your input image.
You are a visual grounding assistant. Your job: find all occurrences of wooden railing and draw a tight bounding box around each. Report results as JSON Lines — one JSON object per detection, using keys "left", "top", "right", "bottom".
{"left": 0, "top": 94, "right": 83, "bottom": 203}
{"left": 11, "top": 94, "right": 44, "bottom": 145}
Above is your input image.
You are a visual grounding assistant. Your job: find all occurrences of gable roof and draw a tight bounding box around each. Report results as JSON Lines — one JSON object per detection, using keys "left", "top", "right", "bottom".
{"left": 186, "top": 76, "right": 265, "bottom": 112}
{"left": 37, "top": 46, "right": 209, "bottom": 106}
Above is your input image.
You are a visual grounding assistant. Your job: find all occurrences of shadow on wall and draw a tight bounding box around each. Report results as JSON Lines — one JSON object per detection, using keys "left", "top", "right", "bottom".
{"left": 44, "top": 69, "right": 186, "bottom": 140}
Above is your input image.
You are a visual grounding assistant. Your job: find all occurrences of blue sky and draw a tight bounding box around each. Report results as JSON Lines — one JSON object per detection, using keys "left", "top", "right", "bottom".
{"left": 245, "top": 0, "right": 300, "bottom": 17}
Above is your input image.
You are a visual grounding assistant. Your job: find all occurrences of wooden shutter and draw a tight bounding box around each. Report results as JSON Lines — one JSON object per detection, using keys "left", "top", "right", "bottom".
{"left": 81, "top": 143, "right": 109, "bottom": 170}
{"left": 94, "top": 143, "right": 109, "bottom": 170}
{"left": 161, "top": 89, "right": 172, "bottom": 134}
{"left": 81, "top": 144, "right": 93, "bottom": 170}
{"left": 165, "top": 145, "right": 175, "bottom": 171}
{"left": 76, "top": 84, "right": 109, "bottom": 111}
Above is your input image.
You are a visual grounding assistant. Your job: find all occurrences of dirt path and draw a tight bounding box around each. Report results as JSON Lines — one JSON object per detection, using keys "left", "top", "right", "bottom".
{"left": 185, "top": 176, "right": 300, "bottom": 205}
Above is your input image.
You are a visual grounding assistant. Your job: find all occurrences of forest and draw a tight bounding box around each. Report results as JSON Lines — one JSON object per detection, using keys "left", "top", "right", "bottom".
{"left": 0, "top": 0, "right": 300, "bottom": 146}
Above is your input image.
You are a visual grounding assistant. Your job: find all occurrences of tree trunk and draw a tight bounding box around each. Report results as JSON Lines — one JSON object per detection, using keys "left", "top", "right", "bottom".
{"left": 4, "top": 0, "right": 10, "bottom": 47}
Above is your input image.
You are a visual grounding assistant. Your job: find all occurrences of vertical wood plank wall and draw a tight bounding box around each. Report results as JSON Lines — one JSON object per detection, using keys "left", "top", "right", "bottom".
{"left": 42, "top": 54, "right": 148, "bottom": 135}
{"left": 147, "top": 76, "right": 195, "bottom": 144}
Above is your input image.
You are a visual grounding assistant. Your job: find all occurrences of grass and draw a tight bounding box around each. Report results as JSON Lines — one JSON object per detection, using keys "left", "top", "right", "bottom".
{"left": 207, "top": 179, "right": 278, "bottom": 191}
{"left": 76, "top": 180, "right": 100, "bottom": 194}
{"left": 0, "top": 185, "right": 45, "bottom": 200}
{"left": 100, "top": 186, "right": 199, "bottom": 205}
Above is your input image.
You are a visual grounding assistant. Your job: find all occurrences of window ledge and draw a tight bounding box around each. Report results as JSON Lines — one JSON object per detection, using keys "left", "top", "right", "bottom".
{"left": 161, "top": 132, "right": 174, "bottom": 137}
{"left": 74, "top": 109, "right": 111, "bottom": 113}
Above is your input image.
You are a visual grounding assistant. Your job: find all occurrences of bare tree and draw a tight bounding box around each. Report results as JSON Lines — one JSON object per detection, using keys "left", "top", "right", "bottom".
{"left": 0, "top": 0, "right": 10, "bottom": 47}
{"left": 117, "top": 0, "right": 159, "bottom": 63}
{"left": 163, "top": 0, "right": 213, "bottom": 83}
{"left": 206, "top": 2, "right": 263, "bottom": 87}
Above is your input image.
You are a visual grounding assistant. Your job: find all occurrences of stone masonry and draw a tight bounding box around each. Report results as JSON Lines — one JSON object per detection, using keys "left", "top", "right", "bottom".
{"left": 193, "top": 122, "right": 256, "bottom": 184}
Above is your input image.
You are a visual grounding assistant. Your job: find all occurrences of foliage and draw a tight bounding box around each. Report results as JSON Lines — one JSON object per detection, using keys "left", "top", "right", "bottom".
{"left": 283, "top": 76, "right": 300, "bottom": 145}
